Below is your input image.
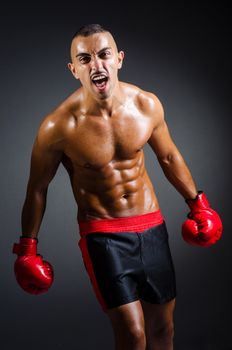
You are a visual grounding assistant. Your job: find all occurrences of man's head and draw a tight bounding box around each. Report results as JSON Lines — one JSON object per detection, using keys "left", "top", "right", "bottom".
{"left": 68, "top": 24, "right": 124, "bottom": 100}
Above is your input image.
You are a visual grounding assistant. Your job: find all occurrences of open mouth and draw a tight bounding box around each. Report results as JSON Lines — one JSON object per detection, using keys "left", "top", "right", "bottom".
{"left": 91, "top": 75, "right": 109, "bottom": 90}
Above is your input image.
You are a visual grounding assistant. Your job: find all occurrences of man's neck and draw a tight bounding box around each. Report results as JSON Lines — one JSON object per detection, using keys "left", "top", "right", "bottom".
{"left": 82, "top": 82, "right": 125, "bottom": 117}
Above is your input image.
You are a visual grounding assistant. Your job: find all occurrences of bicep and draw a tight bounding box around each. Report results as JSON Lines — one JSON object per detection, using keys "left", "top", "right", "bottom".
{"left": 27, "top": 126, "right": 63, "bottom": 192}
{"left": 147, "top": 102, "right": 180, "bottom": 162}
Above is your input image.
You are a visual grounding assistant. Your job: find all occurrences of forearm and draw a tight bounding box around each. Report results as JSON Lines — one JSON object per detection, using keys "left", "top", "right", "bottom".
{"left": 21, "top": 187, "right": 47, "bottom": 239}
{"left": 158, "top": 152, "right": 198, "bottom": 200}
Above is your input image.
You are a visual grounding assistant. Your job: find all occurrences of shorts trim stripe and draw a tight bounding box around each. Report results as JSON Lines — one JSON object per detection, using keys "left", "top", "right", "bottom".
{"left": 78, "top": 237, "right": 107, "bottom": 312}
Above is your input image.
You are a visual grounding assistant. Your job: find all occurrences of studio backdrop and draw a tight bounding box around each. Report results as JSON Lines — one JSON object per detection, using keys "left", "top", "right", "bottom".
{"left": 1, "top": 4, "right": 231, "bottom": 350}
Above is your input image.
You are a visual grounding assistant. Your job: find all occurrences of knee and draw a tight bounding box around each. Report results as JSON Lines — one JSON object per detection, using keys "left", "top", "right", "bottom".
{"left": 153, "top": 321, "right": 174, "bottom": 342}
{"left": 132, "top": 325, "right": 146, "bottom": 340}
{"left": 125, "top": 325, "right": 146, "bottom": 347}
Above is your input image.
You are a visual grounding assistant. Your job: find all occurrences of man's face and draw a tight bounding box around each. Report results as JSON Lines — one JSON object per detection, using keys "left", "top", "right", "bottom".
{"left": 68, "top": 32, "right": 124, "bottom": 100}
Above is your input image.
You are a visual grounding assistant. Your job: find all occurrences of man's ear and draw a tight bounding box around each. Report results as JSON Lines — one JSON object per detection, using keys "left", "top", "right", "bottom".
{"left": 117, "top": 50, "right": 124, "bottom": 69}
{"left": 67, "top": 62, "right": 79, "bottom": 80}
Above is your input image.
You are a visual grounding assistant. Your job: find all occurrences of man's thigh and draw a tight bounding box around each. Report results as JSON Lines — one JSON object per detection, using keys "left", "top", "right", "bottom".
{"left": 140, "top": 297, "right": 176, "bottom": 334}
{"left": 106, "top": 298, "right": 176, "bottom": 345}
{"left": 106, "top": 300, "right": 146, "bottom": 345}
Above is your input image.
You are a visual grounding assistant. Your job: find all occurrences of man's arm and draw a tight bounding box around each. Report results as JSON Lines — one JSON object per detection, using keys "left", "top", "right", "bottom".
{"left": 144, "top": 93, "right": 222, "bottom": 247}
{"left": 147, "top": 95, "right": 198, "bottom": 200}
{"left": 12, "top": 116, "right": 63, "bottom": 294}
{"left": 21, "top": 116, "right": 63, "bottom": 238}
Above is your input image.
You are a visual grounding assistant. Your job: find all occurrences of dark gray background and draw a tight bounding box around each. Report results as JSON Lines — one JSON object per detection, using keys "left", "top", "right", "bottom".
{"left": 1, "top": 3, "right": 231, "bottom": 350}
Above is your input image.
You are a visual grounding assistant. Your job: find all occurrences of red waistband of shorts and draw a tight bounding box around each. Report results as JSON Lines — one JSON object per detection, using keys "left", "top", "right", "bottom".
{"left": 78, "top": 209, "right": 164, "bottom": 236}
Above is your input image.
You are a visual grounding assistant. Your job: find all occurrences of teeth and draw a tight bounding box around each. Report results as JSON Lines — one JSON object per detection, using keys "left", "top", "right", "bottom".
{"left": 92, "top": 75, "right": 107, "bottom": 81}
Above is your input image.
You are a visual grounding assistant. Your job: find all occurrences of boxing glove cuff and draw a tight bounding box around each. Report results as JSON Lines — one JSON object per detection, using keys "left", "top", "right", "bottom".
{"left": 185, "top": 190, "right": 210, "bottom": 211}
{"left": 12, "top": 236, "right": 38, "bottom": 256}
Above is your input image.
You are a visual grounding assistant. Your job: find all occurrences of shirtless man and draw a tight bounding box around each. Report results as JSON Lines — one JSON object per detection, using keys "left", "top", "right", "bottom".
{"left": 12, "top": 24, "right": 223, "bottom": 350}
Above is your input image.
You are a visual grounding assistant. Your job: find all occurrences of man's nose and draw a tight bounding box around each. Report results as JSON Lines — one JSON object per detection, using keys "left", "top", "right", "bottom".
{"left": 90, "top": 56, "right": 103, "bottom": 71}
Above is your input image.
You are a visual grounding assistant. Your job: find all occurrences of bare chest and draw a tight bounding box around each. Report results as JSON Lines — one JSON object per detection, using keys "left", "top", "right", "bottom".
{"left": 64, "top": 112, "right": 153, "bottom": 168}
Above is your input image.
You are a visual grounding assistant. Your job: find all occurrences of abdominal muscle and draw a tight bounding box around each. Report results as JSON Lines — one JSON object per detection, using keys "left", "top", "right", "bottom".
{"left": 69, "top": 151, "right": 160, "bottom": 221}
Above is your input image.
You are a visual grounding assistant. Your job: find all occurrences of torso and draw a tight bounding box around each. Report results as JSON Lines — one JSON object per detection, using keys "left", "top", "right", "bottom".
{"left": 50, "top": 82, "right": 160, "bottom": 220}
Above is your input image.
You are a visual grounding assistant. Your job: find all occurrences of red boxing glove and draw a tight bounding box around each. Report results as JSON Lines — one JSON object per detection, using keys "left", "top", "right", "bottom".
{"left": 182, "top": 191, "right": 223, "bottom": 247}
{"left": 12, "top": 237, "right": 54, "bottom": 294}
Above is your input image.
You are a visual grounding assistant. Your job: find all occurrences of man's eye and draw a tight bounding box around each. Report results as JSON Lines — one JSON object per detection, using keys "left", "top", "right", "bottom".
{"left": 80, "top": 57, "right": 91, "bottom": 63}
{"left": 99, "top": 51, "right": 110, "bottom": 58}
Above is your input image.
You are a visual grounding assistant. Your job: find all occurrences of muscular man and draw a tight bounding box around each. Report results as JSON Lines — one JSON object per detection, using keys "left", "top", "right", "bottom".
{"left": 12, "top": 24, "right": 222, "bottom": 350}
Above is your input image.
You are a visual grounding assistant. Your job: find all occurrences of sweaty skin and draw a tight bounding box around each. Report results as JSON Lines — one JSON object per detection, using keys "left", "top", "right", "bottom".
{"left": 21, "top": 32, "right": 198, "bottom": 237}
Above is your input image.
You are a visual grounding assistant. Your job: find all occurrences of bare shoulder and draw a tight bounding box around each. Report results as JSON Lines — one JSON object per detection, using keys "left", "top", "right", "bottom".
{"left": 121, "top": 82, "right": 164, "bottom": 128}
{"left": 35, "top": 89, "right": 81, "bottom": 150}
{"left": 137, "top": 88, "right": 164, "bottom": 127}
{"left": 35, "top": 108, "right": 66, "bottom": 151}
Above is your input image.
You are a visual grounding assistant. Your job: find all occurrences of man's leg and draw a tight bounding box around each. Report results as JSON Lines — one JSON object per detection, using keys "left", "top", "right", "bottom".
{"left": 106, "top": 300, "right": 147, "bottom": 350}
{"left": 140, "top": 298, "right": 176, "bottom": 350}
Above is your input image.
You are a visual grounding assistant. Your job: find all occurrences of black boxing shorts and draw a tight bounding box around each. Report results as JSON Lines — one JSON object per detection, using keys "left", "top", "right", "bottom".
{"left": 77, "top": 209, "right": 176, "bottom": 313}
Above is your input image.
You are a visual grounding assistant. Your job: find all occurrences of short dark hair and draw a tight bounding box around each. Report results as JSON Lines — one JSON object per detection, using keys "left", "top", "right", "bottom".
{"left": 71, "top": 23, "right": 109, "bottom": 41}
